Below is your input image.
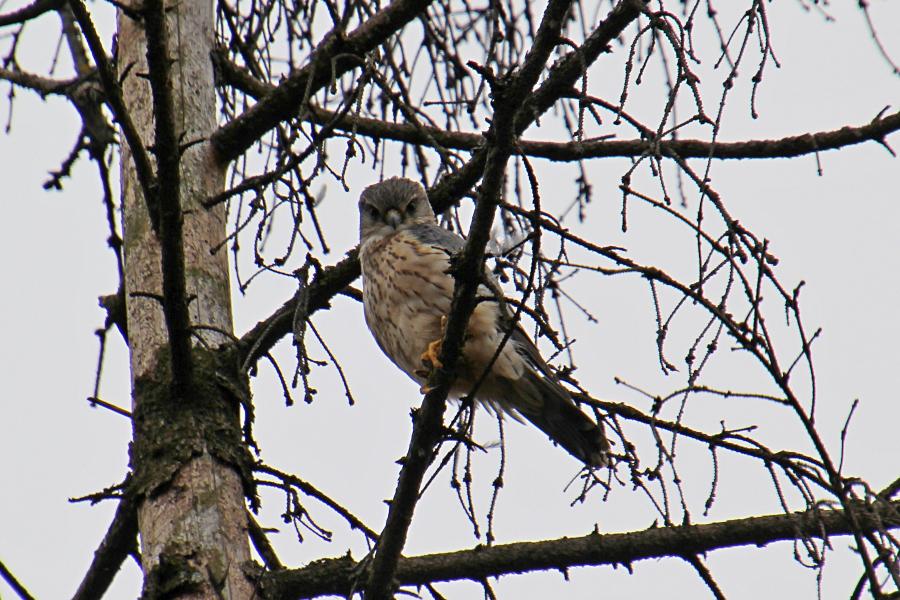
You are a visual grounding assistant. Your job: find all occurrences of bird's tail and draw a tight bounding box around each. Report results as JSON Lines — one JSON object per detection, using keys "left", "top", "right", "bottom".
{"left": 517, "top": 372, "right": 609, "bottom": 467}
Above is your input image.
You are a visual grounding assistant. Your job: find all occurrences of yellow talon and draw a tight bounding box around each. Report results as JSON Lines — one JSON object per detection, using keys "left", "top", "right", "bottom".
{"left": 415, "top": 316, "right": 450, "bottom": 385}
{"left": 422, "top": 338, "right": 444, "bottom": 370}
{"left": 414, "top": 338, "right": 444, "bottom": 385}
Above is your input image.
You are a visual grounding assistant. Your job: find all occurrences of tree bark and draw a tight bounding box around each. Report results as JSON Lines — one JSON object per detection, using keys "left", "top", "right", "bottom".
{"left": 118, "top": 0, "right": 253, "bottom": 597}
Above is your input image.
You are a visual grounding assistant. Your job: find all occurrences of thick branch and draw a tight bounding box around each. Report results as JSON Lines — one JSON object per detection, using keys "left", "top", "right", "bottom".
{"left": 259, "top": 500, "right": 900, "bottom": 598}
{"left": 212, "top": 53, "right": 900, "bottom": 163}
{"left": 71, "top": 497, "right": 138, "bottom": 600}
{"left": 143, "top": 0, "right": 193, "bottom": 391}
{"left": 209, "top": 0, "right": 435, "bottom": 164}
{"left": 57, "top": 10, "right": 116, "bottom": 157}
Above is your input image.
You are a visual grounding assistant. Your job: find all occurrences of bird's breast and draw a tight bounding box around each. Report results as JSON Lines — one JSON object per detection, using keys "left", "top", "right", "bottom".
{"left": 360, "top": 232, "right": 453, "bottom": 380}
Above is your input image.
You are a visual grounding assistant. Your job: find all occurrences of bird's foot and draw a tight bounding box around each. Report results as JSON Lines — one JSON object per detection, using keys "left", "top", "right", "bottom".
{"left": 415, "top": 338, "right": 443, "bottom": 373}
{"left": 414, "top": 338, "right": 444, "bottom": 392}
{"left": 421, "top": 338, "right": 444, "bottom": 370}
{"left": 415, "top": 317, "right": 449, "bottom": 392}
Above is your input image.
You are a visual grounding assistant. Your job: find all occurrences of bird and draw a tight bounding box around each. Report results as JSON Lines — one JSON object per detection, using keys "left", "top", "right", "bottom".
{"left": 357, "top": 176, "right": 609, "bottom": 467}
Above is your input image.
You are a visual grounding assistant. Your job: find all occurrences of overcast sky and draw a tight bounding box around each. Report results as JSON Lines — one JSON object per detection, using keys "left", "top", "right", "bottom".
{"left": 1, "top": 1, "right": 899, "bottom": 599}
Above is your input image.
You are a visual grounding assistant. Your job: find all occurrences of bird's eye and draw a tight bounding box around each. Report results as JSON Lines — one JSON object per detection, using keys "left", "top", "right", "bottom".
{"left": 364, "top": 204, "right": 379, "bottom": 219}
{"left": 405, "top": 200, "right": 417, "bottom": 215}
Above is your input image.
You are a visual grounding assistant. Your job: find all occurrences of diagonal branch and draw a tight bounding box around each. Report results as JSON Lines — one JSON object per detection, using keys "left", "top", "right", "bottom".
{"left": 67, "top": 0, "right": 158, "bottom": 228}
{"left": 258, "top": 499, "right": 900, "bottom": 599}
{"left": 143, "top": 0, "right": 193, "bottom": 392}
{"left": 0, "top": 559, "right": 36, "bottom": 600}
{"left": 0, "top": 0, "right": 62, "bottom": 27}
{"left": 256, "top": 464, "right": 379, "bottom": 542}
{"left": 57, "top": 9, "right": 116, "bottom": 158}
{"left": 363, "top": 2, "right": 577, "bottom": 597}
{"left": 512, "top": 0, "right": 647, "bottom": 137}
{"left": 248, "top": 512, "right": 285, "bottom": 572}
{"left": 71, "top": 496, "right": 139, "bottom": 600}
{"left": 427, "top": 0, "right": 645, "bottom": 214}
{"left": 587, "top": 396, "right": 830, "bottom": 489}
{"left": 209, "top": 0, "right": 436, "bottom": 165}
{"left": 237, "top": 252, "right": 360, "bottom": 367}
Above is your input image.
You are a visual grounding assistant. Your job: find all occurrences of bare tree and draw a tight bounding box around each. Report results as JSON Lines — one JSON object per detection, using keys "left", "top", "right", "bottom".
{"left": 1, "top": 0, "right": 898, "bottom": 599}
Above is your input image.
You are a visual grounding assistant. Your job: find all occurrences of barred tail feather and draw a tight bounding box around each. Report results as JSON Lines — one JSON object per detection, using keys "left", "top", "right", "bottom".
{"left": 517, "top": 372, "right": 609, "bottom": 467}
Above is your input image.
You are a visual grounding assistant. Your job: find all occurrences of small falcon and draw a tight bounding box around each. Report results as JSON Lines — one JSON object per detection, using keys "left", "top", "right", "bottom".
{"left": 357, "top": 177, "right": 608, "bottom": 466}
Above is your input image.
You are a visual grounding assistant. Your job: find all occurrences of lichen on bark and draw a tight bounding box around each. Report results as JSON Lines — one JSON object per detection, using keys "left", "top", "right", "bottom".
{"left": 129, "top": 344, "right": 257, "bottom": 505}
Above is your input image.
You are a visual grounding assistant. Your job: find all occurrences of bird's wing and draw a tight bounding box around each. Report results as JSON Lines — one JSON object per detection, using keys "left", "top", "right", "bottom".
{"left": 506, "top": 320, "right": 559, "bottom": 380}
{"left": 400, "top": 221, "right": 608, "bottom": 466}
{"left": 407, "top": 221, "right": 560, "bottom": 375}
{"left": 405, "top": 222, "right": 466, "bottom": 253}
{"left": 406, "top": 223, "right": 556, "bottom": 374}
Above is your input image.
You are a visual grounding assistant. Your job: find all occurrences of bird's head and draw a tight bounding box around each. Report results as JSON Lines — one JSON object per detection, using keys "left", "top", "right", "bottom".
{"left": 358, "top": 177, "right": 436, "bottom": 243}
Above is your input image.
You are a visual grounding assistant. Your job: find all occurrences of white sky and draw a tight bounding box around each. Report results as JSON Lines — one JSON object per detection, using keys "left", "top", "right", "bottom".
{"left": 1, "top": 1, "right": 899, "bottom": 599}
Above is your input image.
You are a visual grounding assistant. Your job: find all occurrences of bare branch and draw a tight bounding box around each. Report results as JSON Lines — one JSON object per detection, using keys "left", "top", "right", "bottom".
{"left": 209, "top": 0, "right": 436, "bottom": 165}
{"left": 212, "top": 51, "right": 900, "bottom": 163}
{"left": 143, "top": 0, "right": 193, "bottom": 392}
{"left": 0, "top": 0, "right": 63, "bottom": 27}
{"left": 302, "top": 105, "right": 900, "bottom": 162}
{"left": 0, "top": 559, "right": 36, "bottom": 600}
{"left": 66, "top": 0, "right": 158, "bottom": 227}
{"left": 587, "top": 396, "right": 829, "bottom": 489}
{"left": 237, "top": 252, "right": 360, "bottom": 368}
{"left": 0, "top": 67, "right": 73, "bottom": 95}
{"left": 71, "top": 496, "right": 138, "bottom": 600}
{"left": 248, "top": 512, "right": 285, "bottom": 571}
{"left": 256, "top": 464, "right": 379, "bottom": 542}
{"left": 259, "top": 500, "right": 900, "bottom": 598}
{"left": 683, "top": 554, "right": 727, "bottom": 600}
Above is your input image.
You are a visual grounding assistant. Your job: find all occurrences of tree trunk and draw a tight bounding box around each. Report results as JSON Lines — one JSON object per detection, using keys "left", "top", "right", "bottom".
{"left": 118, "top": 0, "right": 253, "bottom": 596}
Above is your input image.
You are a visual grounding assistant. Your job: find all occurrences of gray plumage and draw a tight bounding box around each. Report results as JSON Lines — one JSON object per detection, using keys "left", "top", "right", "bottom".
{"left": 357, "top": 176, "right": 608, "bottom": 466}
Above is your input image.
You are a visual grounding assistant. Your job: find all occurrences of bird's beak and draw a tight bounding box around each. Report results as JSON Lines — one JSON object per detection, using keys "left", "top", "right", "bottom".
{"left": 385, "top": 208, "right": 402, "bottom": 230}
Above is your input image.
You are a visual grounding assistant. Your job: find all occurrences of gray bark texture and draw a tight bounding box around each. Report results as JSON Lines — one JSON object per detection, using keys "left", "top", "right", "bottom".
{"left": 118, "top": 0, "right": 253, "bottom": 597}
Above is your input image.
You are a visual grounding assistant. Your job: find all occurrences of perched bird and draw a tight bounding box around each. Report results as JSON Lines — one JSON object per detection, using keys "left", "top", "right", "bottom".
{"left": 358, "top": 177, "right": 608, "bottom": 466}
